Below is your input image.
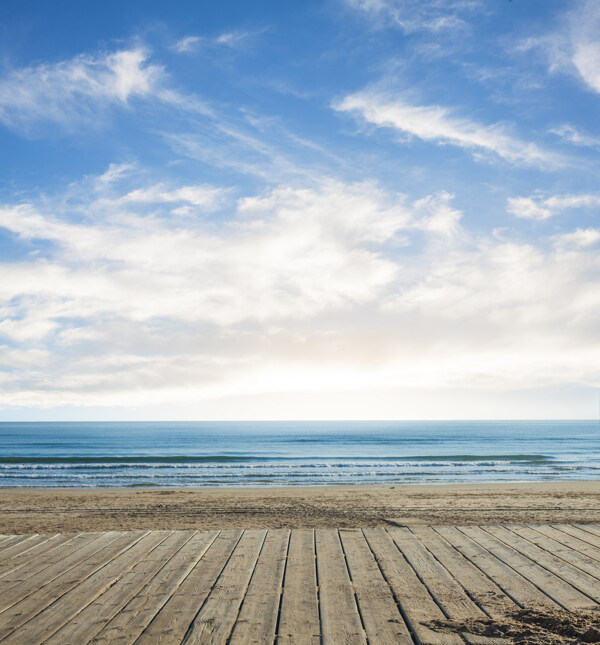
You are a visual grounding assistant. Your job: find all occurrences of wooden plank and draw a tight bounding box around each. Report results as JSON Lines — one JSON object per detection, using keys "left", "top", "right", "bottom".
{"left": 410, "top": 526, "right": 518, "bottom": 619}
{"left": 0, "top": 532, "right": 147, "bottom": 640}
{"left": 340, "top": 528, "right": 413, "bottom": 644}
{"left": 522, "top": 525, "right": 600, "bottom": 568}
{"left": 364, "top": 527, "right": 463, "bottom": 645}
{"left": 0, "top": 534, "right": 52, "bottom": 562}
{"left": 44, "top": 532, "right": 195, "bottom": 645}
{"left": 277, "top": 529, "right": 320, "bottom": 645}
{"left": 575, "top": 524, "right": 600, "bottom": 539}
{"left": 229, "top": 529, "right": 290, "bottom": 645}
{"left": 0, "top": 534, "right": 75, "bottom": 580}
{"left": 551, "top": 524, "right": 600, "bottom": 552}
{"left": 389, "top": 528, "right": 509, "bottom": 645}
{"left": 44, "top": 531, "right": 197, "bottom": 644}
{"left": 0, "top": 535, "right": 36, "bottom": 554}
{"left": 177, "top": 529, "right": 267, "bottom": 645}
{"left": 434, "top": 526, "right": 558, "bottom": 609}
{"left": 484, "top": 526, "right": 600, "bottom": 602}
{"left": 93, "top": 530, "right": 226, "bottom": 644}
{"left": 316, "top": 529, "right": 366, "bottom": 645}
{"left": 564, "top": 524, "right": 600, "bottom": 546}
{"left": 461, "top": 526, "right": 596, "bottom": 611}
{"left": 389, "top": 527, "right": 483, "bottom": 619}
{"left": 2, "top": 531, "right": 169, "bottom": 645}
{"left": 0, "top": 532, "right": 121, "bottom": 610}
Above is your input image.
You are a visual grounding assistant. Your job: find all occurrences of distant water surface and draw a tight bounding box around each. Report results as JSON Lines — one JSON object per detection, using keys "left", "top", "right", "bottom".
{"left": 0, "top": 421, "right": 598, "bottom": 488}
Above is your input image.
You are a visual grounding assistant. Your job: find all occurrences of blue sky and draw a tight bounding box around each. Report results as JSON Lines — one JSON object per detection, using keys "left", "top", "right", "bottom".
{"left": 0, "top": 0, "right": 599, "bottom": 420}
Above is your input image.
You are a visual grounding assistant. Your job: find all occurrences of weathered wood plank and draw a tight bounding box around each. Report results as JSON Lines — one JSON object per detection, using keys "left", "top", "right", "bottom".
{"left": 316, "top": 528, "right": 366, "bottom": 645}
{"left": 0, "top": 535, "right": 78, "bottom": 589}
{"left": 364, "top": 527, "right": 463, "bottom": 645}
{"left": 340, "top": 528, "right": 413, "bottom": 644}
{"left": 550, "top": 524, "right": 600, "bottom": 553}
{"left": 390, "top": 527, "right": 483, "bottom": 619}
{"left": 277, "top": 528, "right": 320, "bottom": 645}
{"left": 0, "top": 534, "right": 54, "bottom": 562}
{"left": 485, "top": 526, "right": 600, "bottom": 602}
{"left": 0, "top": 532, "right": 120, "bottom": 611}
{"left": 0, "top": 535, "right": 37, "bottom": 554}
{"left": 566, "top": 524, "right": 600, "bottom": 546}
{"left": 92, "top": 530, "right": 222, "bottom": 644}
{"left": 461, "top": 526, "right": 596, "bottom": 611}
{"left": 575, "top": 524, "right": 600, "bottom": 539}
{"left": 522, "top": 525, "right": 600, "bottom": 568}
{"left": 389, "top": 527, "right": 510, "bottom": 645}
{"left": 0, "top": 532, "right": 148, "bottom": 640}
{"left": 410, "top": 526, "right": 518, "bottom": 619}
{"left": 44, "top": 531, "right": 194, "bottom": 645}
{"left": 229, "top": 529, "right": 290, "bottom": 645}
{"left": 179, "top": 529, "right": 266, "bottom": 645}
{"left": 2, "top": 532, "right": 169, "bottom": 645}
{"left": 434, "top": 526, "right": 558, "bottom": 609}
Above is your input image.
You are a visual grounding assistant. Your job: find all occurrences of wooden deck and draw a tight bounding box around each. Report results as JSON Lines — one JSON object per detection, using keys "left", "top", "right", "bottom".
{"left": 1, "top": 524, "right": 600, "bottom": 644}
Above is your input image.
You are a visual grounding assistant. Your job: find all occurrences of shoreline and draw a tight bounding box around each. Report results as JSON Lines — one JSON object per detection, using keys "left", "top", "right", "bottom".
{"left": 2, "top": 480, "right": 599, "bottom": 534}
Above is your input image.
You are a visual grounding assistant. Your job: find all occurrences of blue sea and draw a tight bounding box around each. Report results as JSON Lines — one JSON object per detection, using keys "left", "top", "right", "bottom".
{"left": 0, "top": 421, "right": 598, "bottom": 488}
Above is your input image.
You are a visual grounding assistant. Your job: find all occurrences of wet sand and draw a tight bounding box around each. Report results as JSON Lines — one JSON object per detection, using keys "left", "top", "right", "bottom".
{"left": 1, "top": 480, "right": 600, "bottom": 534}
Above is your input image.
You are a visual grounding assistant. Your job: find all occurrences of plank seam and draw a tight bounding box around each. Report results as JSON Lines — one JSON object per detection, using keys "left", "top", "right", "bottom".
{"left": 457, "top": 527, "right": 570, "bottom": 611}
{"left": 0, "top": 531, "right": 152, "bottom": 642}
{"left": 0, "top": 535, "right": 56, "bottom": 568}
{"left": 34, "top": 531, "right": 177, "bottom": 645}
{"left": 569, "top": 524, "right": 600, "bottom": 541}
{"left": 519, "top": 525, "right": 600, "bottom": 580}
{"left": 272, "top": 530, "right": 292, "bottom": 645}
{"left": 43, "top": 530, "right": 204, "bottom": 645}
{"left": 548, "top": 525, "right": 600, "bottom": 554}
{"left": 313, "top": 529, "right": 323, "bottom": 645}
{"left": 222, "top": 529, "right": 270, "bottom": 645}
{"left": 407, "top": 528, "right": 494, "bottom": 619}
{"left": 360, "top": 529, "right": 419, "bottom": 645}
{"left": 430, "top": 527, "right": 525, "bottom": 610}
{"left": 384, "top": 528, "right": 455, "bottom": 622}
{"left": 130, "top": 529, "right": 223, "bottom": 645}
{"left": 0, "top": 532, "right": 129, "bottom": 616}
{"left": 482, "top": 526, "right": 600, "bottom": 604}
{"left": 176, "top": 529, "right": 260, "bottom": 645}
{"left": 337, "top": 529, "right": 369, "bottom": 643}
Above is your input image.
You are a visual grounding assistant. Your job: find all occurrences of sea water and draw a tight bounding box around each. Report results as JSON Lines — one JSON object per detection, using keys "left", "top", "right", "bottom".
{"left": 0, "top": 420, "right": 598, "bottom": 488}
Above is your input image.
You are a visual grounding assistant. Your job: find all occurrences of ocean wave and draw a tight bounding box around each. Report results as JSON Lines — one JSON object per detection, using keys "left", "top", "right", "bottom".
{"left": 0, "top": 453, "right": 555, "bottom": 466}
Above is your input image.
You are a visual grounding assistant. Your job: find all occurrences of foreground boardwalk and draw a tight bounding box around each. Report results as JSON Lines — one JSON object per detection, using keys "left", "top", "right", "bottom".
{"left": 1, "top": 525, "right": 600, "bottom": 644}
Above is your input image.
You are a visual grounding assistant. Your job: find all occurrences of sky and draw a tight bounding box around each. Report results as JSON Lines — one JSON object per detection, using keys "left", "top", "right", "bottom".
{"left": 0, "top": 0, "right": 599, "bottom": 420}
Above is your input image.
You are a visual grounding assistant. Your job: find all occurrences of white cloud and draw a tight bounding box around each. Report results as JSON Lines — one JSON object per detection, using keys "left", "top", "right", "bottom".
{"left": 172, "top": 30, "right": 259, "bottom": 55}
{"left": 1, "top": 166, "right": 599, "bottom": 411}
{"left": 570, "top": 1, "right": 600, "bottom": 93}
{"left": 553, "top": 228, "right": 600, "bottom": 249}
{"left": 551, "top": 124, "right": 600, "bottom": 149}
{"left": 517, "top": 1, "right": 600, "bottom": 96}
{"left": 334, "top": 90, "right": 558, "bottom": 167}
{"left": 507, "top": 193, "right": 600, "bottom": 220}
{"left": 215, "top": 31, "right": 253, "bottom": 48}
{"left": 0, "top": 48, "right": 163, "bottom": 131}
{"left": 120, "top": 184, "right": 227, "bottom": 208}
{"left": 96, "top": 162, "right": 137, "bottom": 184}
{"left": 172, "top": 36, "right": 202, "bottom": 54}
{"left": 343, "top": 0, "right": 481, "bottom": 33}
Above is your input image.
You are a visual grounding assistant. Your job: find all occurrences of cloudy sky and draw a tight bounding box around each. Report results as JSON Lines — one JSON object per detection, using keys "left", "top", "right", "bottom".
{"left": 0, "top": 0, "right": 599, "bottom": 420}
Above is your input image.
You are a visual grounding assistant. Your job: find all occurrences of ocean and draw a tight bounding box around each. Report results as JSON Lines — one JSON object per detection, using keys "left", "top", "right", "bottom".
{"left": 0, "top": 420, "right": 598, "bottom": 488}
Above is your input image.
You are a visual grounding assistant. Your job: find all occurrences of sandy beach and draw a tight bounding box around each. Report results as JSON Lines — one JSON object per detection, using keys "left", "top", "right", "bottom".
{"left": 2, "top": 480, "right": 600, "bottom": 534}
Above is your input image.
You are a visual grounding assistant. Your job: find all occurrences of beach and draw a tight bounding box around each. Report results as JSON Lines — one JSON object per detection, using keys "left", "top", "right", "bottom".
{"left": 2, "top": 480, "right": 600, "bottom": 534}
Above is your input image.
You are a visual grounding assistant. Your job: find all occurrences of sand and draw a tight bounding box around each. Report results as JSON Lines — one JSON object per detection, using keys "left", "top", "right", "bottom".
{"left": 1, "top": 480, "right": 600, "bottom": 534}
